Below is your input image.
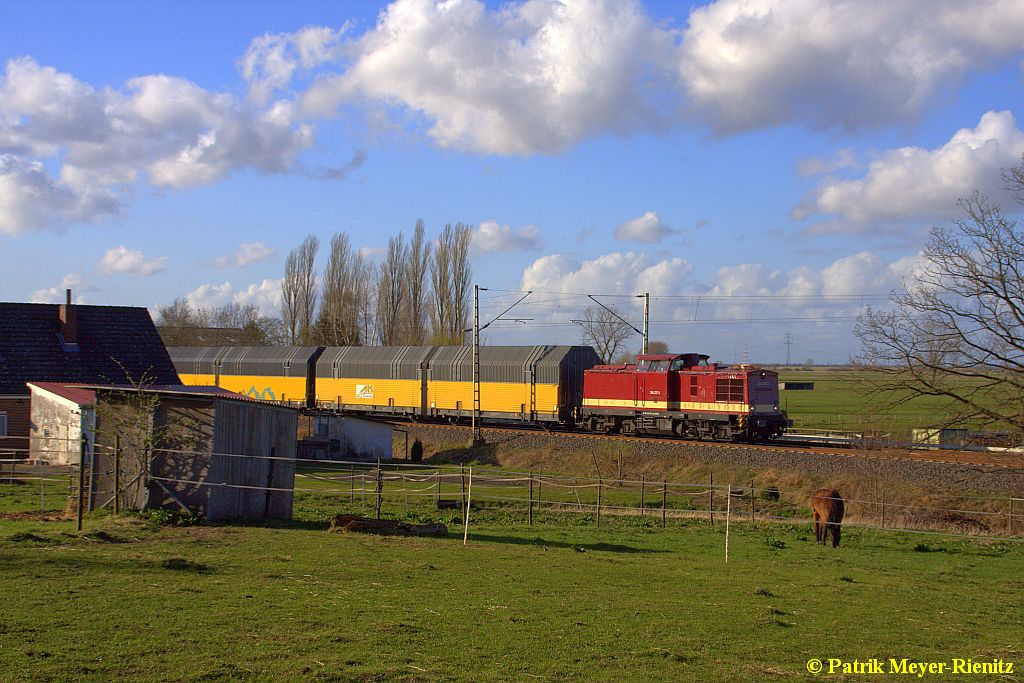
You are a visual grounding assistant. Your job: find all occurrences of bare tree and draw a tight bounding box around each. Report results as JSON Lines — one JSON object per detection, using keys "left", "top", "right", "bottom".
{"left": 317, "top": 232, "right": 364, "bottom": 345}
{"left": 430, "top": 230, "right": 452, "bottom": 343}
{"left": 156, "top": 300, "right": 283, "bottom": 346}
{"left": 375, "top": 232, "right": 408, "bottom": 345}
{"left": 281, "top": 250, "right": 301, "bottom": 344}
{"left": 647, "top": 341, "right": 670, "bottom": 354}
{"left": 295, "top": 234, "right": 320, "bottom": 345}
{"left": 431, "top": 223, "right": 472, "bottom": 344}
{"left": 578, "top": 305, "right": 633, "bottom": 363}
{"left": 404, "top": 219, "right": 432, "bottom": 344}
{"left": 855, "top": 161, "right": 1024, "bottom": 441}
{"left": 357, "top": 253, "right": 376, "bottom": 345}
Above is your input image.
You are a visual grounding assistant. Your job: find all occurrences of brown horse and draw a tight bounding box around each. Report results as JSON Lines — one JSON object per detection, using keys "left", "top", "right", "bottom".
{"left": 812, "top": 489, "right": 845, "bottom": 547}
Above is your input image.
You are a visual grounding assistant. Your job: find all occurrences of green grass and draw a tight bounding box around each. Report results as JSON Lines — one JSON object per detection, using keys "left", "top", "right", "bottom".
{"left": 777, "top": 368, "right": 995, "bottom": 434}
{"left": 0, "top": 474, "right": 70, "bottom": 515}
{"left": 2, "top": 504, "right": 1022, "bottom": 681}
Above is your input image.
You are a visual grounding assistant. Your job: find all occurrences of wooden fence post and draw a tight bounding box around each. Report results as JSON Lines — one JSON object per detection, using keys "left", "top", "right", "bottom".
{"left": 461, "top": 464, "right": 467, "bottom": 510}
{"left": 113, "top": 434, "right": 121, "bottom": 515}
{"left": 463, "top": 468, "right": 473, "bottom": 545}
{"left": 597, "top": 482, "right": 602, "bottom": 528}
{"left": 662, "top": 481, "right": 667, "bottom": 528}
{"left": 880, "top": 490, "right": 886, "bottom": 529}
{"left": 749, "top": 478, "right": 754, "bottom": 525}
{"left": 1010, "top": 497, "right": 1015, "bottom": 535}
{"left": 529, "top": 470, "right": 534, "bottom": 526}
{"left": 76, "top": 436, "right": 86, "bottom": 532}
{"left": 640, "top": 476, "right": 645, "bottom": 517}
{"left": 349, "top": 464, "right": 354, "bottom": 503}
{"left": 375, "top": 459, "right": 383, "bottom": 520}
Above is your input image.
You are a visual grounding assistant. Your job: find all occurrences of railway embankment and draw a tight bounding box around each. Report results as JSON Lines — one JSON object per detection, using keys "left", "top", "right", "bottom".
{"left": 394, "top": 423, "right": 1024, "bottom": 494}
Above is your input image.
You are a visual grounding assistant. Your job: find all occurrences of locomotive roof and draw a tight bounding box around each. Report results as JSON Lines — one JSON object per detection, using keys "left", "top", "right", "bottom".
{"left": 635, "top": 352, "right": 709, "bottom": 361}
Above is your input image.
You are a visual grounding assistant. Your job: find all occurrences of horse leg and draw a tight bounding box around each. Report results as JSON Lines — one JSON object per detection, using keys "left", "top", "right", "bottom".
{"left": 813, "top": 514, "right": 822, "bottom": 545}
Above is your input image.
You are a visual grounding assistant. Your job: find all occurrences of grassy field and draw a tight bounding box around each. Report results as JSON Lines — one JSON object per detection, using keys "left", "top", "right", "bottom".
{"left": 2, "top": 497, "right": 1022, "bottom": 682}
{"left": 777, "top": 368, "right": 988, "bottom": 434}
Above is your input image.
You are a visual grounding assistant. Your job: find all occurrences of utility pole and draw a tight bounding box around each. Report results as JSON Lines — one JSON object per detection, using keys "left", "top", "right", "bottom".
{"left": 784, "top": 332, "right": 793, "bottom": 365}
{"left": 471, "top": 284, "right": 482, "bottom": 446}
{"left": 638, "top": 292, "right": 649, "bottom": 354}
{"left": 464, "top": 287, "right": 531, "bottom": 447}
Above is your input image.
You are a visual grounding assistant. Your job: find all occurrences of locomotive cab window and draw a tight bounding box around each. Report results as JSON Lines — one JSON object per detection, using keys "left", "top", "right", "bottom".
{"left": 650, "top": 360, "right": 669, "bottom": 372}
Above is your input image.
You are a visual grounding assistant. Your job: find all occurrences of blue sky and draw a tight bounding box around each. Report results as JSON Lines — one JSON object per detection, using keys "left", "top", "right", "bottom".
{"left": 2, "top": 0, "right": 1023, "bottom": 362}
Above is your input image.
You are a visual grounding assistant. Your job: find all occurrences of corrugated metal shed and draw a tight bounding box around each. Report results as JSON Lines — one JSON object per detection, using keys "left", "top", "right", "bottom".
{"left": 317, "top": 346, "right": 437, "bottom": 380}
{"left": 88, "top": 387, "right": 297, "bottom": 522}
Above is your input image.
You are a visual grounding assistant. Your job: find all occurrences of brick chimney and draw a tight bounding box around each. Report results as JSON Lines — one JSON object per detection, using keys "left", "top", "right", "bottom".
{"left": 59, "top": 288, "right": 78, "bottom": 345}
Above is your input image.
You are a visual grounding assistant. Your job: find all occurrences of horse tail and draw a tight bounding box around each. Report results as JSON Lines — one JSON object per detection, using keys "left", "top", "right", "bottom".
{"left": 829, "top": 493, "right": 845, "bottom": 547}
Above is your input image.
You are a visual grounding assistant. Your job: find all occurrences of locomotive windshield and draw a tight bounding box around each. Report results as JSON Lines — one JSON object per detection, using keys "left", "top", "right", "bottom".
{"left": 668, "top": 354, "right": 710, "bottom": 371}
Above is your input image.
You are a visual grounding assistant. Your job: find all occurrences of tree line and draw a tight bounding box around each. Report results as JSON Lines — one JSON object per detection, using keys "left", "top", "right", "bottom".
{"left": 157, "top": 221, "right": 472, "bottom": 348}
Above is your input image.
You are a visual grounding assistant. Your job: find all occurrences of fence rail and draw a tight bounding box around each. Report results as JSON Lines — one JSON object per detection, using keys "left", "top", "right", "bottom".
{"left": 3, "top": 439, "right": 1023, "bottom": 542}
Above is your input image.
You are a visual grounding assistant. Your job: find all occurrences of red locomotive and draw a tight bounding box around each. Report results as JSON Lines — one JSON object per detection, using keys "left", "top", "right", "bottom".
{"left": 579, "top": 352, "right": 789, "bottom": 441}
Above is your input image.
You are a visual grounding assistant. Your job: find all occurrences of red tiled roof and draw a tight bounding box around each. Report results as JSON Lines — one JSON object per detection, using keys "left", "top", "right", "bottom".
{"left": 27, "top": 382, "right": 97, "bottom": 406}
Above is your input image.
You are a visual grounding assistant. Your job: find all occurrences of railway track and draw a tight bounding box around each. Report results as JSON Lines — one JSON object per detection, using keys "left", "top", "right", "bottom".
{"left": 390, "top": 420, "right": 1024, "bottom": 470}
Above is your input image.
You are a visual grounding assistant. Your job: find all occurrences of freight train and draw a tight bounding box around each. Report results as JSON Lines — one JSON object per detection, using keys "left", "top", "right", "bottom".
{"left": 168, "top": 345, "right": 789, "bottom": 441}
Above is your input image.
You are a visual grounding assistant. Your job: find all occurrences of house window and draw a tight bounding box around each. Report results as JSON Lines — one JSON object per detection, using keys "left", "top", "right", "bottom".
{"left": 0, "top": 412, "right": 7, "bottom": 437}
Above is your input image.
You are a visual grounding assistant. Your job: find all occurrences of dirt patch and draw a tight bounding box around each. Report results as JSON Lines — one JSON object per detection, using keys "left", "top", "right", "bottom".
{"left": 0, "top": 510, "right": 69, "bottom": 522}
{"left": 329, "top": 514, "right": 448, "bottom": 537}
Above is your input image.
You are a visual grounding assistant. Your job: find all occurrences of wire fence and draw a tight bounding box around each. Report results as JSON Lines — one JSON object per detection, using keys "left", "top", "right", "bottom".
{"left": 4, "top": 435, "right": 1023, "bottom": 544}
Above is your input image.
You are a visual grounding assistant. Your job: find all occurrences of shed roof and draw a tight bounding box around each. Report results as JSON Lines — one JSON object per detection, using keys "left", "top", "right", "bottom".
{"left": 27, "top": 382, "right": 97, "bottom": 406}
{"left": 0, "top": 302, "right": 181, "bottom": 395}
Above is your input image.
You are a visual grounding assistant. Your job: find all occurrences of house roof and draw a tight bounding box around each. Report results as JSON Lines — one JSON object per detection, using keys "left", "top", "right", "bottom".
{"left": 27, "top": 382, "right": 97, "bottom": 406}
{"left": 0, "top": 302, "right": 181, "bottom": 395}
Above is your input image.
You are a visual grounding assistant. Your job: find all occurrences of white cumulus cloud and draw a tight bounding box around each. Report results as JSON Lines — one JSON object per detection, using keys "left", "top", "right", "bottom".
{"left": 473, "top": 220, "right": 542, "bottom": 253}
{"left": 298, "top": 0, "right": 674, "bottom": 155}
{"left": 0, "top": 57, "right": 314, "bottom": 234}
{"left": 30, "top": 273, "right": 95, "bottom": 303}
{"left": 210, "top": 241, "right": 278, "bottom": 268}
{"left": 677, "top": 0, "right": 1024, "bottom": 134}
{"left": 241, "top": 25, "right": 348, "bottom": 103}
{"left": 97, "top": 246, "right": 167, "bottom": 276}
{"left": 614, "top": 211, "right": 673, "bottom": 244}
{"left": 185, "top": 278, "right": 283, "bottom": 316}
{"left": 521, "top": 251, "right": 693, "bottom": 295}
{"left": 796, "top": 110, "right": 1024, "bottom": 229}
